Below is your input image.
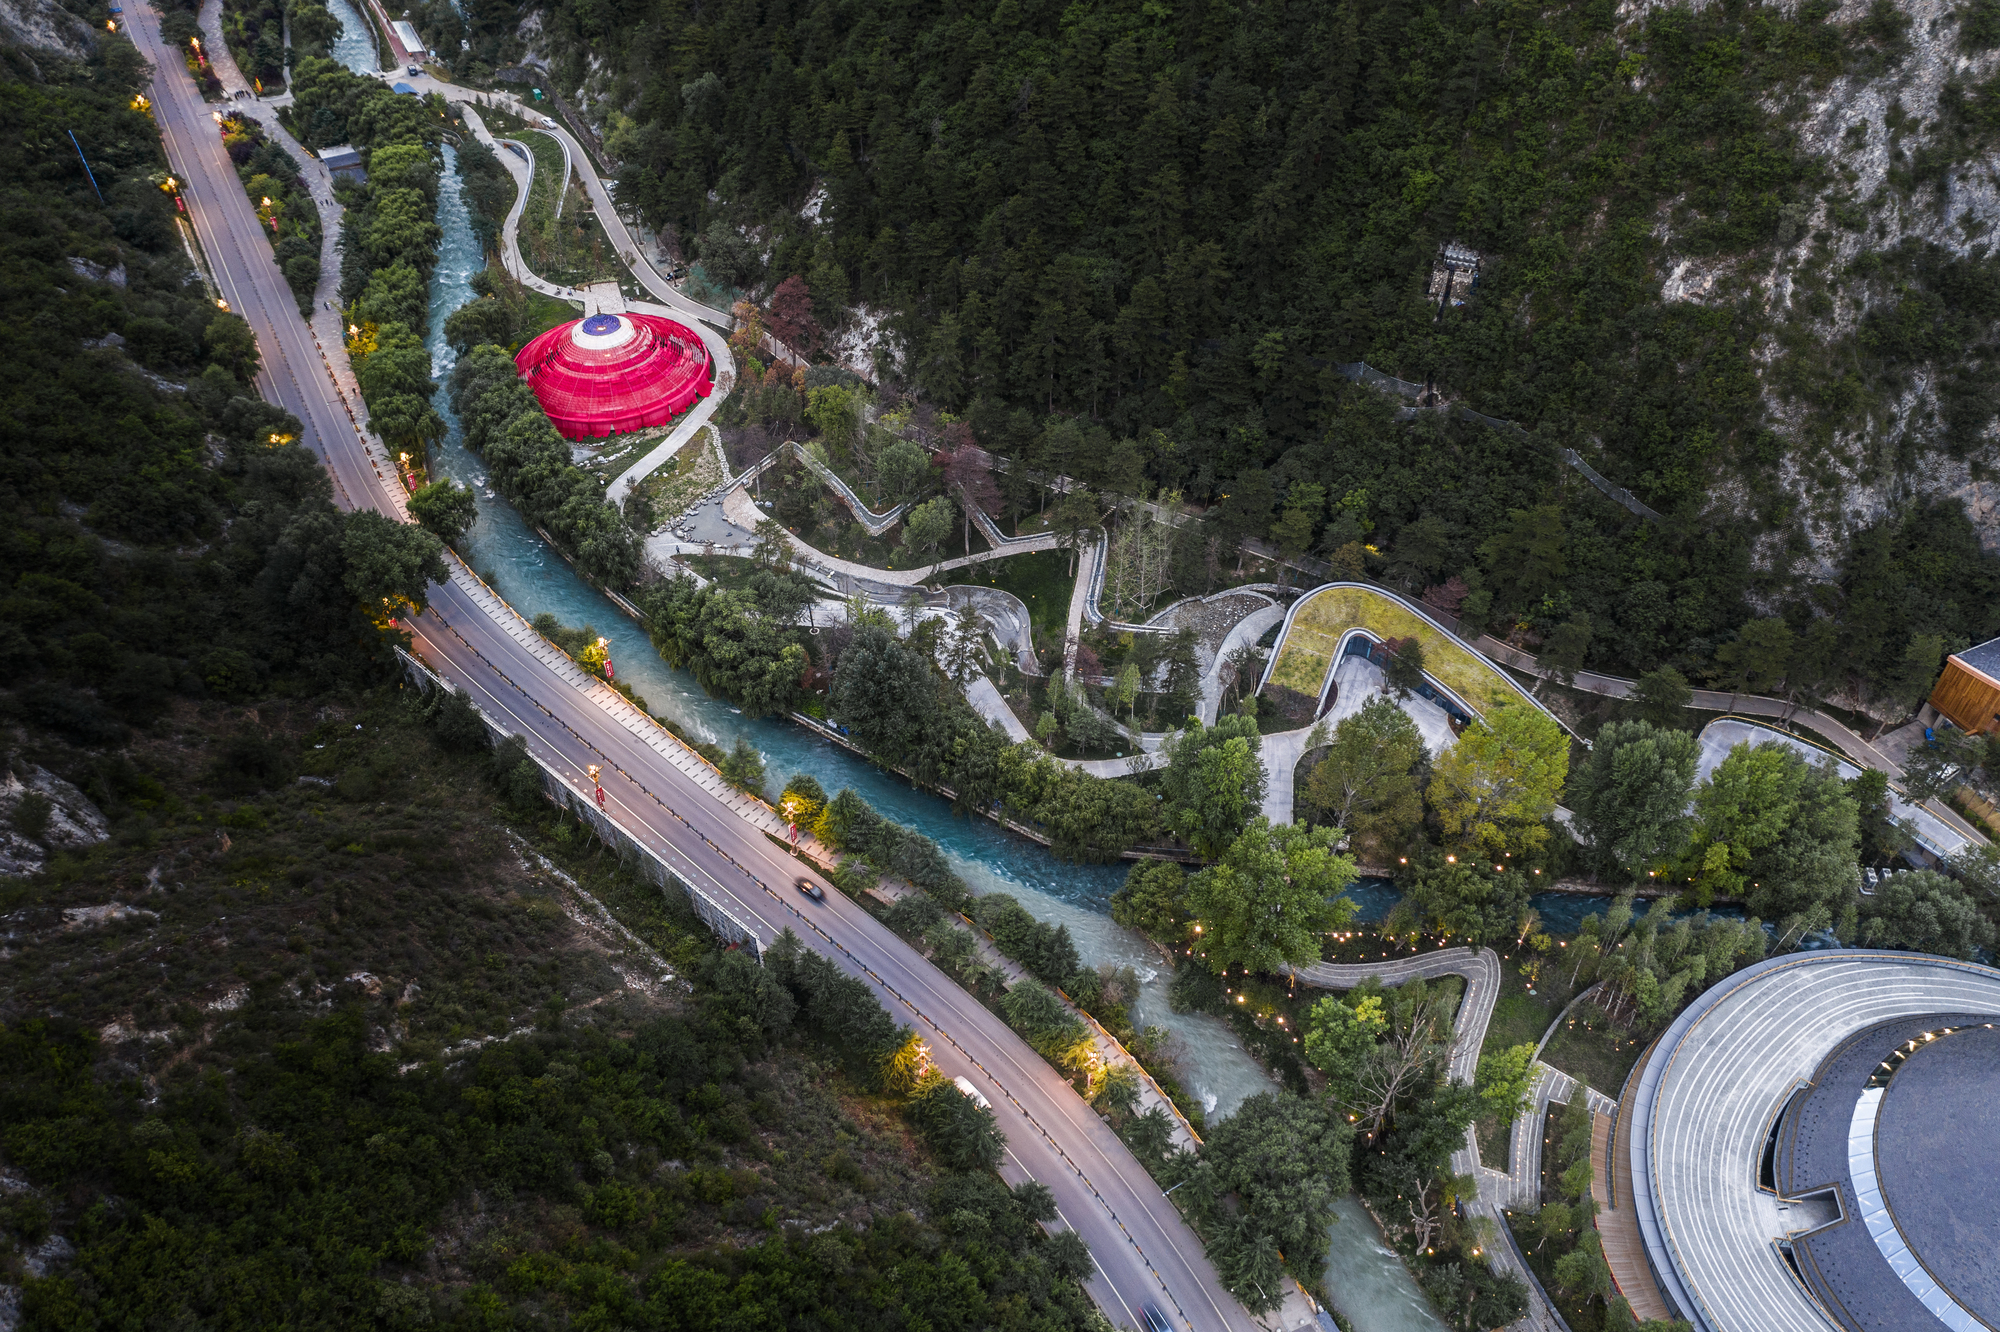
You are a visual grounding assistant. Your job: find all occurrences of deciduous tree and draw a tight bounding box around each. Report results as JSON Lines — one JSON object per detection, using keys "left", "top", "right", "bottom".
{"left": 901, "top": 495, "right": 956, "bottom": 570}
{"left": 407, "top": 478, "right": 476, "bottom": 546}
{"left": 1303, "top": 991, "right": 1387, "bottom": 1110}
{"left": 1567, "top": 720, "right": 1698, "bottom": 879}
{"left": 1857, "top": 869, "right": 1995, "bottom": 958}
{"left": 1185, "top": 819, "right": 1358, "bottom": 974}
{"left": 1302, "top": 697, "right": 1424, "bottom": 854}
{"left": 1180, "top": 1092, "right": 1352, "bottom": 1308}
{"left": 1474, "top": 1044, "right": 1538, "bottom": 1123}
{"left": 1633, "top": 666, "right": 1693, "bottom": 728}
{"left": 1160, "top": 713, "right": 1266, "bottom": 858}
{"left": 1427, "top": 699, "right": 1568, "bottom": 857}
{"left": 1110, "top": 860, "right": 1189, "bottom": 944}
{"left": 340, "top": 510, "right": 445, "bottom": 612}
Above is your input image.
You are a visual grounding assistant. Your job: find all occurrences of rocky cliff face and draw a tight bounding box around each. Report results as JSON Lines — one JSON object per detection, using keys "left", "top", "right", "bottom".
{"left": 0, "top": 765, "right": 110, "bottom": 878}
{"left": 0, "top": 0, "right": 98, "bottom": 67}
{"left": 1643, "top": 0, "right": 2000, "bottom": 571}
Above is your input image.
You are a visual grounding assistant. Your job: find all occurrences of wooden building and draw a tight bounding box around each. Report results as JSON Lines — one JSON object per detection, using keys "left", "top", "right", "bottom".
{"left": 1927, "top": 636, "right": 2000, "bottom": 733}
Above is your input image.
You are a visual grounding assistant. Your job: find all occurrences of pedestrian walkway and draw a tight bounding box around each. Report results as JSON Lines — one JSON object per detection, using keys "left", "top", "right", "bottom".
{"left": 1476, "top": 634, "right": 1986, "bottom": 846}
{"left": 1598, "top": 1034, "right": 1675, "bottom": 1322}
{"left": 1062, "top": 535, "right": 1102, "bottom": 679}
{"left": 450, "top": 100, "right": 735, "bottom": 509}
{"left": 188, "top": 0, "right": 391, "bottom": 504}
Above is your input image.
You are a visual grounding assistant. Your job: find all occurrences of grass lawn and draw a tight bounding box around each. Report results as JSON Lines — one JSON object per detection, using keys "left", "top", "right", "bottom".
{"left": 1473, "top": 956, "right": 1573, "bottom": 1167}
{"left": 521, "top": 288, "right": 579, "bottom": 342}
{"left": 511, "top": 132, "right": 639, "bottom": 294}
{"left": 476, "top": 101, "right": 536, "bottom": 136}
{"left": 681, "top": 552, "right": 833, "bottom": 596}
{"left": 577, "top": 411, "right": 695, "bottom": 486}
{"left": 946, "top": 549, "right": 1076, "bottom": 646}
{"left": 1484, "top": 957, "right": 1570, "bottom": 1061}
{"left": 1540, "top": 1009, "right": 1651, "bottom": 1100}
{"left": 752, "top": 456, "right": 987, "bottom": 571}
{"left": 1266, "top": 585, "right": 1522, "bottom": 718}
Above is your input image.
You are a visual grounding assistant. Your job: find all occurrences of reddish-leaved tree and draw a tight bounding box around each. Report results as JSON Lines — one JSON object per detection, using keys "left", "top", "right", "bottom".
{"left": 764, "top": 275, "right": 819, "bottom": 360}
{"left": 1421, "top": 576, "right": 1470, "bottom": 614}
{"left": 938, "top": 426, "right": 999, "bottom": 555}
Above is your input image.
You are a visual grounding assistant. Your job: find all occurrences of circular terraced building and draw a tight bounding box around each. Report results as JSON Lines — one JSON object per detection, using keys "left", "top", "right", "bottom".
{"left": 1615, "top": 951, "right": 2000, "bottom": 1332}
{"left": 515, "top": 312, "right": 712, "bottom": 440}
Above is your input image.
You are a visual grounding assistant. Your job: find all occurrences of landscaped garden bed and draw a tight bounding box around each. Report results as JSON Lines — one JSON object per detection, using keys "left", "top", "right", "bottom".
{"left": 1266, "top": 585, "right": 1521, "bottom": 718}
{"left": 624, "top": 425, "right": 722, "bottom": 528}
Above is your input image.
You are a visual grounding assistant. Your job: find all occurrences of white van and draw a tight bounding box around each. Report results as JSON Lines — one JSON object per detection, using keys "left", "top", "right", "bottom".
{"left": 952, "top": 1075, "right": 991, "bottom": 1110}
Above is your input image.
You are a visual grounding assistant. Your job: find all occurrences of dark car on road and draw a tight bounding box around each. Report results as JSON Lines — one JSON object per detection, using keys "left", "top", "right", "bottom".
{"left": 795, "top": 876, "right": 826, "bottom": 903}
{"left": 1141, "top": 1306, "right": 1172, "bottom": 1332}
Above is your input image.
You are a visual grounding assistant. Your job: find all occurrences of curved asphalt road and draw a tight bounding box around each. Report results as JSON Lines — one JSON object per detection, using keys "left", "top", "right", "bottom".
{"left": 126, "top": 11, "right": 1255, "bottom": 1330}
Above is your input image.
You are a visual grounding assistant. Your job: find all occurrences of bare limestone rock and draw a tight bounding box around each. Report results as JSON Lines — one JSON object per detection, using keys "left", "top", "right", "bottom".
{"left": 0, "top": 765, "right": 111, "bottom": 877}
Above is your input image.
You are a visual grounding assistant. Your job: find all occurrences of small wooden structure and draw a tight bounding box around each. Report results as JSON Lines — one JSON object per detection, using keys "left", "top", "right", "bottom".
{"left": 1927, "top": 635, "right": 2000, "bottom": 733}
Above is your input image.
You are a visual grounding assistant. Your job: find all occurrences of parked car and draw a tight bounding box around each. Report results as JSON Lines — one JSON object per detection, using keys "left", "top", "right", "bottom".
{"left": 794, "top": 876, "right": 825, "bottom": 903}
{"left": 406, "top": 64, "right": 422, "bottom": 75}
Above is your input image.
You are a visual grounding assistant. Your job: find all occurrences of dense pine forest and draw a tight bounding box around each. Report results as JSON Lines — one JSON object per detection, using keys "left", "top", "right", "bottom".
{"left": 500, "top": 0, "right": 2000, "bottom": 705}
{"left": 0, "top": 25, "right": 1107, "bottom": 1332}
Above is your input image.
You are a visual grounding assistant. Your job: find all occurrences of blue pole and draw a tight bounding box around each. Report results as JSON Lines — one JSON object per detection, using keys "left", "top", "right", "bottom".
{"left": 68, "top": 129, "right": 105, "bottom": 203}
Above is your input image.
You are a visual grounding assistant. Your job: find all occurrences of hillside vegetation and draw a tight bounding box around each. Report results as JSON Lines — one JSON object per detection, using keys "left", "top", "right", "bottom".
{"left": 523, "top": 0, "right": 2000, "bottom": 716}
{"left": 0, "top": 41, "right": 1103, "bottom": 1332}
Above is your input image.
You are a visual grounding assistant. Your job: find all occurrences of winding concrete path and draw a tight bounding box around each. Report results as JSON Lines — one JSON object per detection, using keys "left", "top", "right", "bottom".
{"left": 132, "top": 16, "right": 1273, "bottom": 1328}
{"left": 1287, "top": 946, "right": 1567, "bottom": 1331}
{"left": 445, "top": 97, "right": 733, "bottom": 508}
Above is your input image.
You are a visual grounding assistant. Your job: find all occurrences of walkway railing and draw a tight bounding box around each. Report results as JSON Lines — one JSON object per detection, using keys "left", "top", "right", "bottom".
{"left": 1333, "top": 360, "right": 1662, "bottom": 523}
{"left": 740, "top": 441, "right": 908, "bottom": 536}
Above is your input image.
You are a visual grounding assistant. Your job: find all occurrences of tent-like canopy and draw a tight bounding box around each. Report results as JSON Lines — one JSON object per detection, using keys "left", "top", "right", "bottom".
{"left": 515, "top": 313, "right": 712, "bottom": 441}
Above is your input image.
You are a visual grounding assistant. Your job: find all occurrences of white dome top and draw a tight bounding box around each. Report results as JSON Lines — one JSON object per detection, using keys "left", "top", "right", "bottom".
{"left": 571, "top": 313, "right": 636, "bottom": 351}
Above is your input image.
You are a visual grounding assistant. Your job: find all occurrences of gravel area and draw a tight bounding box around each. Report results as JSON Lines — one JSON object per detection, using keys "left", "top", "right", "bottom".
{"left": 1147, "top": 591, "right": 1273, "bottom": 668}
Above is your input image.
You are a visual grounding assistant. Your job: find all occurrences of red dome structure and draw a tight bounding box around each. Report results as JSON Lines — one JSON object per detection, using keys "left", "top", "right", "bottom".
{"left": 515, "top": 313, "right": 713, "bottom": 441}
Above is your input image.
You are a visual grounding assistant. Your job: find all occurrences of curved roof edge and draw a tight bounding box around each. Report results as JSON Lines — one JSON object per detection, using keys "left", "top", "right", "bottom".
{"left": 1256, "top": 581, "right": 1573, "bottom": 735}
{"left": 1628, "top": 949, "right": 2000, "bottom": 1332}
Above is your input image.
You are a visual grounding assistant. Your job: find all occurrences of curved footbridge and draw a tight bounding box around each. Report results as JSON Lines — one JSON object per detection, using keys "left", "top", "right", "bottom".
{"left": 1288, "top": 948, "right": 1572, "bottom": 1331}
